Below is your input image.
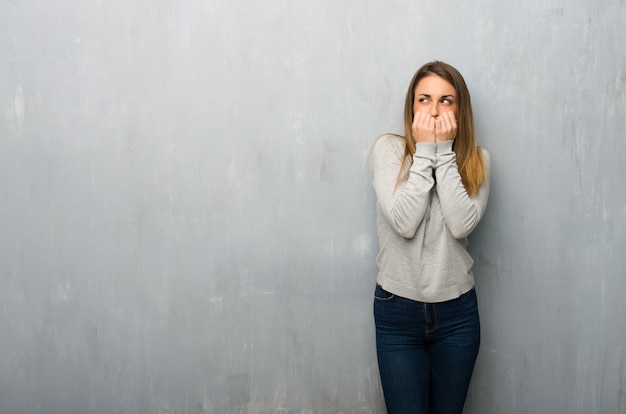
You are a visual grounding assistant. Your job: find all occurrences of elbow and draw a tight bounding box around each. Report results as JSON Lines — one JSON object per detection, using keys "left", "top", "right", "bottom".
{"left": 398, "top": 227, "right": 418, "bottom": 239}
{"left": 448, "top": 225, "right": 472, "bottom": 240}
{"left": 390, "top": 218, "right": 420, "bottom": 239}
{"left": 382, "top": 206, "right": 426, "bottom": 239}
{"left": 446, "top": 214, "right": 479, "bottom": 239}
{"left": 392, "top": 221, "right": 419, "bottom": 239}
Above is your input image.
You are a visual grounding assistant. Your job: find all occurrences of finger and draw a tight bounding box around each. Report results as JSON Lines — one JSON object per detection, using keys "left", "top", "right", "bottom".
{"left": 446, "top": 111, "right": 457, "bottom": 128}
{"left": 414, "top": 112, "right": 432, "bottom": 132}
{"left": 411, "top": 112, "right": 422, "bottom": 140}
{"left": 438, "top": 117, "right": 445, "bottom": 132}
{"left": 426, "top": 114, "right": 436, "bottom": 129}
{"left": 412, "top": 111, "right": 421, "bottom": 127}
{"left": 417, "top": 111, "right": 432, "bottom": 127}
{"left": 444, "top": 113, "right": 457, "bottom": 140}
{"left": 434, "top": 118, "right": 444, "bottom": 142}
{"left": 441, "top": 113, "right": 455, "bottom": 133}
{"left": 412, "top": 111, "right": 423, "bottom": 133}
{"left": 413, "top": 112, "right": 436, "bottom": 143}
{"left": 438, "top": 112, "right": 449, "bottom": 128}
{"left": 447, "top": 112, "right": 458, "bottom": 129}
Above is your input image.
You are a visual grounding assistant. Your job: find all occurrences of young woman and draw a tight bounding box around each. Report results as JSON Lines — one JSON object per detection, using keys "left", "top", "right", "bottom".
{"left": 370, "top": 61, "right": 491, "bottom": 414}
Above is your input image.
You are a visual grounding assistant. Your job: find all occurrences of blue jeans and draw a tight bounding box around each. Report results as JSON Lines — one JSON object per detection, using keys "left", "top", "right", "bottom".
{"left": 374, "top": 285, "right": 480, "bottom": 414}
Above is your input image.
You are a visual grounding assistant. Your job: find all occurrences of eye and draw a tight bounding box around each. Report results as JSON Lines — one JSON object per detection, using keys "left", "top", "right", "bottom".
{"left": 441, "top": 97, "right": 455, "bottom": 105}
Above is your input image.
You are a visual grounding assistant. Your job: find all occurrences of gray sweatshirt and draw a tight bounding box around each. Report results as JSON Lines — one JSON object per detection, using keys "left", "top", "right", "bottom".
{"left": 371, "top": 134, "right": 491, "bottom": 303}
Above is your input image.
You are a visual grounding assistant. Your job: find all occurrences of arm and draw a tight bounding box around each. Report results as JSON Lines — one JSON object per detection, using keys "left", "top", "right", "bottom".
{"left": 372, "top": 136, "right": 436, "bottom": 238}
{"left": 434, "top": 141, "right": 491, "bottom": 239}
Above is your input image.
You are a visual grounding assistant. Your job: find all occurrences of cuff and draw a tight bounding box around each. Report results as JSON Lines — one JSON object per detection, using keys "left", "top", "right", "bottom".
{"left": 415, "top": 142, "right": 436, "bottom": 157}
{"left": 436, "top": 140, "right": 454, "bottom": 154}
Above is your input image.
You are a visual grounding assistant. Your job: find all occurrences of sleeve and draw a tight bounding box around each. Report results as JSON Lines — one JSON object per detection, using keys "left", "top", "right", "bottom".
{"left": 434, "top": 141, "right": 491, "bottom": 239}
{"left": 371, "top": 136, "right": 436, "bottom": 239}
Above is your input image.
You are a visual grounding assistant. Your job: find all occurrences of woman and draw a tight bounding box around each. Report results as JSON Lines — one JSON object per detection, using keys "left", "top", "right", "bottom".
{"left": 370, "top": 61, "right": 491, "bottom": 413}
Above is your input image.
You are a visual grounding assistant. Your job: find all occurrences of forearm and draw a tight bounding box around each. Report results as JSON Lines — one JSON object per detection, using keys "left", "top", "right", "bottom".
{"left": 435, "top": 141, "right": 490, "bottom": 239}
{"left": 373, "top": 140, "right": 436, "bottom": 238}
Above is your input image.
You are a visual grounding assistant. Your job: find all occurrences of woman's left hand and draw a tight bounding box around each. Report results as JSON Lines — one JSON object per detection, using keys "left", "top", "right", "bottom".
{"left": 435, "top": 111, "right": 457, "bottom": 142}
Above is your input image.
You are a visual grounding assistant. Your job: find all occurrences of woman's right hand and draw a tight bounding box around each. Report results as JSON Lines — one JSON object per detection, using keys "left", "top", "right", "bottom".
{"left": 412, "top": 111, "right": 436, "bottom": 143}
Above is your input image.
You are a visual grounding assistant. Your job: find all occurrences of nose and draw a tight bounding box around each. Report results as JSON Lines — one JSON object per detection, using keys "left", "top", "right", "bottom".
{"left": 430, "top": 103, "right": 439, "bottom": 118}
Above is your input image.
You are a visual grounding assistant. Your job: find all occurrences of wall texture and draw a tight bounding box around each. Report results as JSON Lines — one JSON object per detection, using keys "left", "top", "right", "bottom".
{"left": 1, "top": 1, "right": 624, "bottom": 413}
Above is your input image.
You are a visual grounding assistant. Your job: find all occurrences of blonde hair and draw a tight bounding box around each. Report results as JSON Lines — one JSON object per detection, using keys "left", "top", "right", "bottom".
{"left": 397, "top": 61, "right": 485, "bottom": 196}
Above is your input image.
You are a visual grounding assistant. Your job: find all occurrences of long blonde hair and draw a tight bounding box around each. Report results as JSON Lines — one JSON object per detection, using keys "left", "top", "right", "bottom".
{"left": 398, "top": 61, "right": 485, "bottom": 196}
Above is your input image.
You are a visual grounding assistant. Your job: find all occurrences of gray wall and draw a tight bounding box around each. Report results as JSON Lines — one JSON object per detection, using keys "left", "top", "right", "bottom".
{"left": 1, "top": 1, "right": 624, "bottom": 413}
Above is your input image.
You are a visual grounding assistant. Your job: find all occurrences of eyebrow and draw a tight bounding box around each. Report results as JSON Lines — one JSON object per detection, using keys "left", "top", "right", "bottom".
{"left": 417, "top": 94, "right": 456, "bottom": 100}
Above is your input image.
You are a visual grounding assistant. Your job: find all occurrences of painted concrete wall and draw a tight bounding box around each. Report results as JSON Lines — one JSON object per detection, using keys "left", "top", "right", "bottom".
{"left": 1, "top": 1, "right": 624, "bottom": 413}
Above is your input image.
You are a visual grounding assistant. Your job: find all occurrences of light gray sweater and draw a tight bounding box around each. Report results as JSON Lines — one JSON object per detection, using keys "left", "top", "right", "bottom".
{"left": 371, "top": 134, "right": 491, "bottom": 303}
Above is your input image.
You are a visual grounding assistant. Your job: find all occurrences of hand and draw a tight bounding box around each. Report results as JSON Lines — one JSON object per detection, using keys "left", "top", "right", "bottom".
{"left": 434, "top": 111, "right": 457, "bottom": 143}
{"left": 411, "top": 111, "right": 436, "bottom": 143}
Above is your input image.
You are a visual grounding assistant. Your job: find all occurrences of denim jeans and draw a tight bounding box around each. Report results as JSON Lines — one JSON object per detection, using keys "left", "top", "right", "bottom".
{"left": 374, "top": 284, "right": 480, "bottom": 414}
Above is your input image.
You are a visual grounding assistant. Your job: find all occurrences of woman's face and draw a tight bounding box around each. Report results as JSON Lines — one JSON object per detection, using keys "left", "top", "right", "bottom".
{"left": 412, "top": 75, "right": 457, "bottom": 118}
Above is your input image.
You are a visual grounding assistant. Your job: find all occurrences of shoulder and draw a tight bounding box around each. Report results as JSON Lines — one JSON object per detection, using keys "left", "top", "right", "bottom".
{"left": 371, "top": 134, "right": 406, "bottom": 158}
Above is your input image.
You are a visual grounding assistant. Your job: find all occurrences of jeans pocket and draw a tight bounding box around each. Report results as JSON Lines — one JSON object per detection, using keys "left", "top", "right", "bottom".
{"left": 374, "top": 284, "right": 396, "bottom": 302}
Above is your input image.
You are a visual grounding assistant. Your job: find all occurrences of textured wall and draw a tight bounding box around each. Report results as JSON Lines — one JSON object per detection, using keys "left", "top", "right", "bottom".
{"left": 1, "top": 1, "right": 624, "bottom": 413}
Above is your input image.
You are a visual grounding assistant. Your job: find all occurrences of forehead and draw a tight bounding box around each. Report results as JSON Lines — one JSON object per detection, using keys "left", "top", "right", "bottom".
{"left": 414, "top": 75, "right": 456, "bottom": 95}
